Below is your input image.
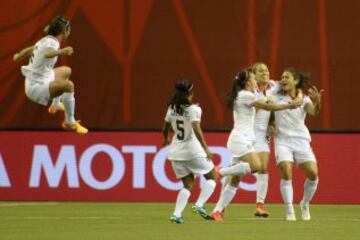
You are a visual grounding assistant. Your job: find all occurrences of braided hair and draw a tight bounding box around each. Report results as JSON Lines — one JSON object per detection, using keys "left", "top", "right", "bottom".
{"left": 169, "top": 78, "right": 194, "bottom": 115}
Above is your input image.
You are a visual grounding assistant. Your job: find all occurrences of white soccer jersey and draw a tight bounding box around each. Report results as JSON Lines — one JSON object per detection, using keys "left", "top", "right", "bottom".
{"left": 21, "top": 36, "right": 60, "bottom": 80}
{"left": 229, "top": 90, "right": 257, "bottom": 141}
{"left": 165, "top": 104, "right": 206, "bottom": 160}
{"left": 254, "top": 80, "right": 280, "bottom": 132}
{"left": 273, "top": 95, "right": 312, "bottom": 142}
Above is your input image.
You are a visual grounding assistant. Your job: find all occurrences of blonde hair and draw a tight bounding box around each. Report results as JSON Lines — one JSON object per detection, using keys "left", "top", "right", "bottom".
{"left": 251, "top": 62, "right": 268, "bottom": 74}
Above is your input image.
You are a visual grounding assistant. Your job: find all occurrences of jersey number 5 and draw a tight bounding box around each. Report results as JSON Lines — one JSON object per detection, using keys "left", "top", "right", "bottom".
{"left": 176, "top": 120, "right": 185, "bottom": 140}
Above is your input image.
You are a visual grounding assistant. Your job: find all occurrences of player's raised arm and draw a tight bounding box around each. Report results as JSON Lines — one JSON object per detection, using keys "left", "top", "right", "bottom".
{"left": 306, "top": 86, "right": 323, "bottom": 116}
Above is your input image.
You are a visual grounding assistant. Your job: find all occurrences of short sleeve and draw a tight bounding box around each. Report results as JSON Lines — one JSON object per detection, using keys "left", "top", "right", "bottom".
{"left": 164, "top": 107, "right": 172, "bottom": 122}
{"left": 267, "top": 80, "right": 281, "bottom": 96}
{"left": 44, "top": 37, "right": 60, "bottom": 50}
{"left": 237, "top": 91, "right": 256, "bottom": 106}
{"left": 189, "top": 105, "right": 202, "bottom": 122}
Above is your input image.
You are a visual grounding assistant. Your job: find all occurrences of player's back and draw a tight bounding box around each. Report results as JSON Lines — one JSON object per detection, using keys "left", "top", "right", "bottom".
{"left": 165, "top": 104, "right": 206, "bottom": 160}
{"left": 230, "top": 90, "right": 256, "bottom": 141}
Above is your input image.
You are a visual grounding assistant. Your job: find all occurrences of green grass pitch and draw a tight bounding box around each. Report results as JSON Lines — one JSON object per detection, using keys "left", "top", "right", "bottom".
{"left": 0, "top": 202, "right": 359, "bottom": 240}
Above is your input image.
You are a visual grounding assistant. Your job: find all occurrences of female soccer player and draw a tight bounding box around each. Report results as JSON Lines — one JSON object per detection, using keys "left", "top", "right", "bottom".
{"left": 162, "top": 79, "right": 216, "bottom": 224}
{"left": 251, "top": 63, "right": 305, "bottom": 217}
{"left": 273, "top": 68, "right": 322, "bottom": 221}
{"left": 251, "top": 62, "right": 277, "bottom": 217}
{"left": 210, "top": 68, "right": 301, "bottom": 221}
{"left": 13, "top": 15, "right": 87, "bottom": 134}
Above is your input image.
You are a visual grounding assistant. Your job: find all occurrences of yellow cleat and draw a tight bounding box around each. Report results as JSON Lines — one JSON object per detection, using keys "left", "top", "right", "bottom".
{"left": 62, "top": 120, "right": 88, "bottom": 134}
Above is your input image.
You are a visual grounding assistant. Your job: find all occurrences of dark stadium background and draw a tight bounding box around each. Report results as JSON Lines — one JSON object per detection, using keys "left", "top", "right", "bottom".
{"left": 1, "top": 0, "right": 359, "bottom": 131}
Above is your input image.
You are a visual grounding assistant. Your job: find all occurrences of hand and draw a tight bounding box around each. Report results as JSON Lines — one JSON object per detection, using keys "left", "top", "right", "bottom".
{"left": 61, "top": 46, "right": 74, "bottom": 56}
{"left": 289, "top": 97, "right": 303, "bottom": 109}
{"left": 13, "top": 53, "right": 20, "bottom": 62}
{"left": 266, "top": 96, "right": 274, "bottom": 103}
{"left": 162, "top": 138, "right": 170, "bottom": 146}
{"left": 308, "top": 86, "right": 324, "bottom": 104}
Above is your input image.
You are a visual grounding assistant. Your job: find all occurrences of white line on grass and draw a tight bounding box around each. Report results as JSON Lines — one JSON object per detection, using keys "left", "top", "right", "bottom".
{"left": 0, "top": 202, "right": 58, "bottom": 207}
{"left": 0, "top": 216, "right": 359, "bottom": 222}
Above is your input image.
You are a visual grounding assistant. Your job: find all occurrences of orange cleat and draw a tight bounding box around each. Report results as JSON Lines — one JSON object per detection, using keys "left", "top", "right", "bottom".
{"left": 210, "top": 211, "right": 224, "bottom": 222}
{"left": 48, "top": 103, "right": 64, "bottom": 115}
{"left": 254, "top": 203, "right": 269, "bottom": 218}
{"left": 62, "top": 121, "right": 88, "bottom": 134}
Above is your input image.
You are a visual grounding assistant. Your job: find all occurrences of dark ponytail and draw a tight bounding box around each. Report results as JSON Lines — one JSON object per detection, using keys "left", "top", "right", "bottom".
{"left": 225, "top": 69, "right": 251, "bottom": 109}
{"left": 44, "top": 15, "right": 70, "bottom": 36}
{"left": 169, "top": 78, "right": 193, "bottom": 115}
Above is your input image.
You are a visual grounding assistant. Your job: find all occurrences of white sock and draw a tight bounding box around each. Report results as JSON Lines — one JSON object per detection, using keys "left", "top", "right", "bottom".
{"left": 213, "top": 185, "right": 237, "bottom": 212}
{"left": 280, "top": 179, "right": 294, "bottom": 214}
{"left": 219, "top": 162, "right": 251, "bottom": 177}
{"left": 51, "top": 96, "right": 62, "bottom": 107}
{"left": 62, "top": 92, "right": 76, "bottom": 124}
{"left": 173, "top": 188, "right": 191, "bottom": 217}
{"left": 256, "top": 173, "right": 269, "bottom": 204}
{"left": 302, "top": 178, "right": 319, "bottom": 205}
{"left": 221, "top": 176, "right": 231, "bottom": 195}
{"left": 195, "top": 179, "right": 216, "bottom": 207}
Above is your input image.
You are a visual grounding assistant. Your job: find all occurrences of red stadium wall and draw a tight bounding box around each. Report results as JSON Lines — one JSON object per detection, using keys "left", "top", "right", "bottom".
{"left": 0, "top": 131, "right": 359, "bottom": 204}
{"left": 1, "top": 0, "right": 360, "bottom": 130}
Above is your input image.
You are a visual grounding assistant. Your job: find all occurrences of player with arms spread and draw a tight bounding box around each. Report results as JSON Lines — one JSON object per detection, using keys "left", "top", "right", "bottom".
{"left": 273, "top": 68, "right": 323, "bottom": 221}
{"left": 13, "top": 15, "right": 87, "bottom": 134}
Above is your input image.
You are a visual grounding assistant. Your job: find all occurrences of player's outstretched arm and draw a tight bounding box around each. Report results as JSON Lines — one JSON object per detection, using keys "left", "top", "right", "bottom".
{"left": 13, "top": 46, "right": 34, "bottom": 62}
{"left": 45, "top": 46, "right": 74, "bottom": 58}
{"left": 254, "top": 99, "right": 301, "bottom": 111}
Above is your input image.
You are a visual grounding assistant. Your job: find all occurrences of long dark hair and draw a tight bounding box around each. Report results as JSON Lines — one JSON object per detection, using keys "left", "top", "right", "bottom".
{"left": 169, "top": 78, "right": 194, "bottom": 115}
{"left": 225, "top": 68, "right": 252, "bottom": 109}
{"left": 283, "top": 68, "right": 310, "bottom": 90}
{"left": 44, "top": 15, "right": 70, "bottom": 36}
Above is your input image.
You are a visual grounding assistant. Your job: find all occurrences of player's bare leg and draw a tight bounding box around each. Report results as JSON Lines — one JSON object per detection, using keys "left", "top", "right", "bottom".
{"left": 49, "top": 77, "right": 88, "bottom": 134}
{"left": 48, "top": 66, "right": 72, "bottom": 114}
{"left": 255, "top": 152, "right": 270, "bottom": 217}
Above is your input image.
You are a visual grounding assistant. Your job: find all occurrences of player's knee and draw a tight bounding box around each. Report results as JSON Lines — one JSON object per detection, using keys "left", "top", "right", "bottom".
{"left": 251, "top": 161, "right": 261, "bottom": 173}
{"left": 62, "top": 66, "right": 72, "bottom": 78}
{"left": 184, "top": 183, "right": 194, "bottom": 192}
{"left": 230, "top": 176, "right": 240, "bottom": 187}
{"left": 281, "top": 172, "right": 292, "bottom": 180}
{"left": 258, "top": 164, "right": 268, "bottom": 173}
{"left": 203, "top": 169, "right": 215, "bottom": 180}
{"left": 64, "top": 80, "right": 74, "bottom": 92}
{"left": 307, "top": 170, "right": 318, "bottom": 181}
